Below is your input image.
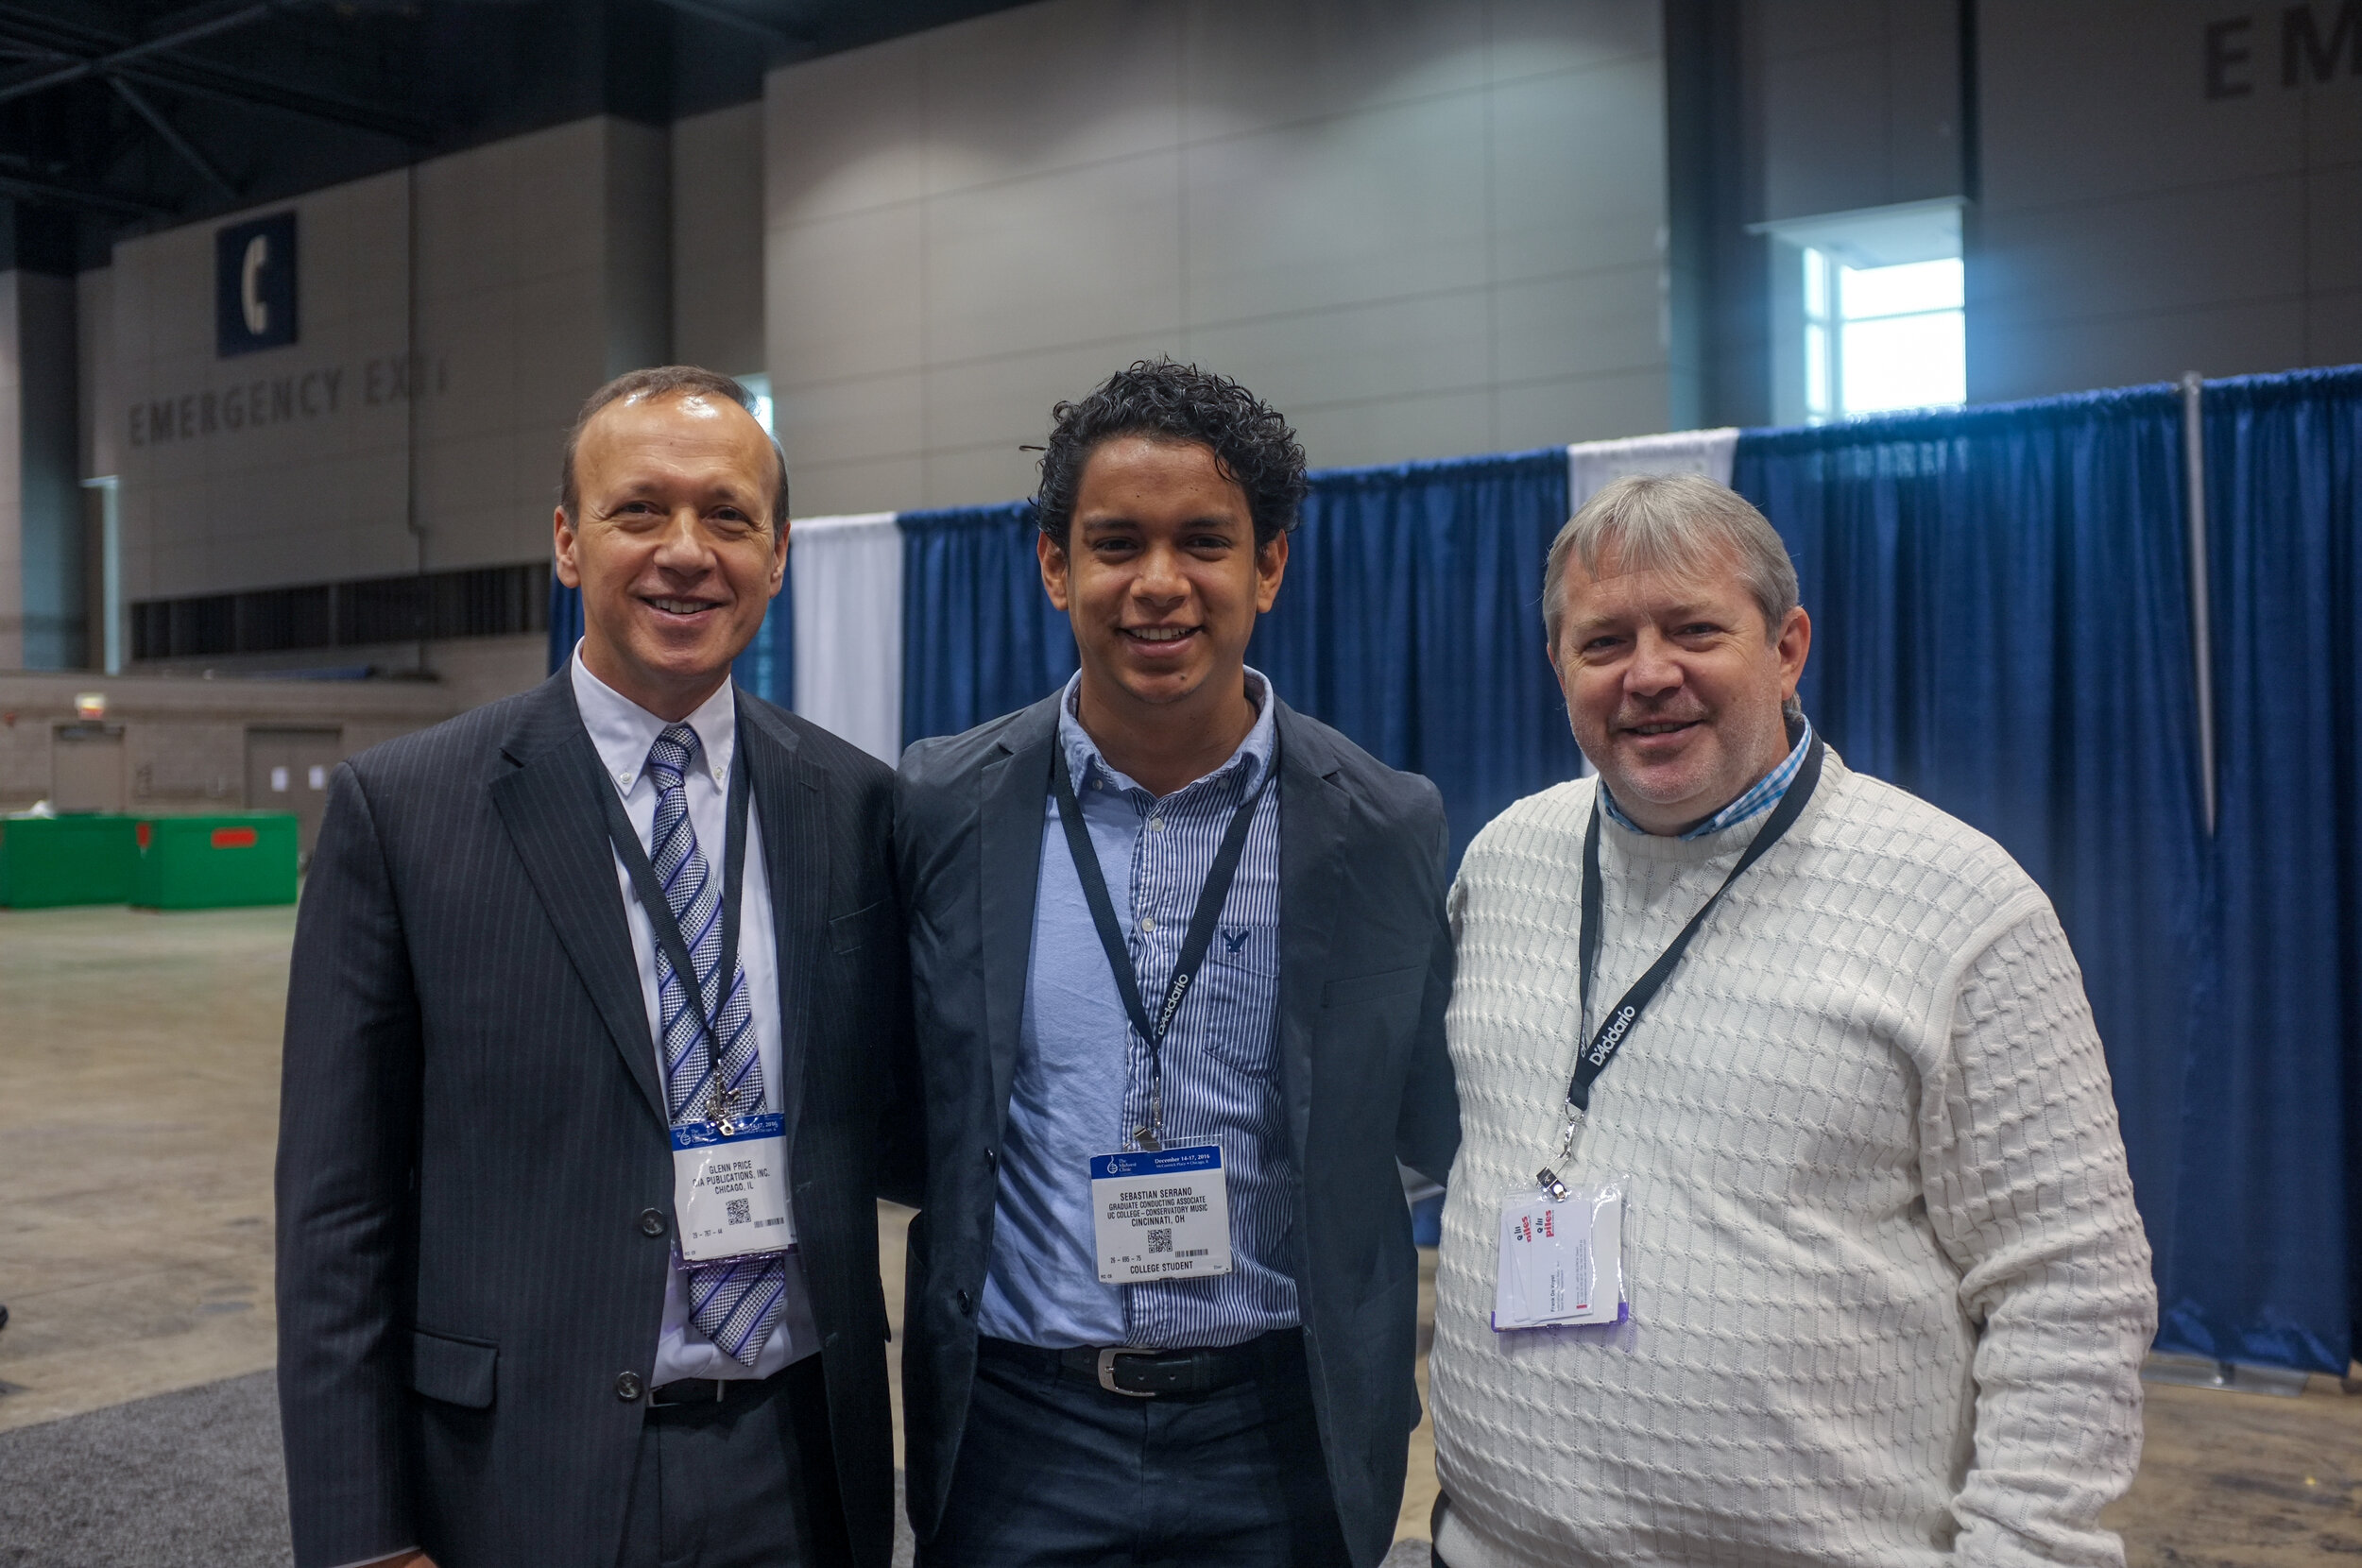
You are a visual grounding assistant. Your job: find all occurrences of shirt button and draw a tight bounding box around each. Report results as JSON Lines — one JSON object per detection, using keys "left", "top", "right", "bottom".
{"left": 614, "top": 1371, "right": 644, "bottom": 1402}
{"left": 1140, "top": 916, "right": 1155, "bottom": 932}
{"left": 1149, "top": 818, "right": 1164, "bottom": 832}
{"left": 638, "top": 1208, "right": 667, "bottom": 1237}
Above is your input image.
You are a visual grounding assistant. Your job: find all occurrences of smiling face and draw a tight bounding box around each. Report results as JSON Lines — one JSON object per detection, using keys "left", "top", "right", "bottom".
{"left": 1550, "top": 537, "right": 1810, "bottom": 834}
{"left": 554, "top": 391, "right": 785, "bottom": 721}
{"left": 1038, "top": 435, "right": 1287, "bottom": 719}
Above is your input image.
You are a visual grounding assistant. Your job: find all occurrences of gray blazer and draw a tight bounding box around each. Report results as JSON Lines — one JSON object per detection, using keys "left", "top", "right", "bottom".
{"left": 894, "top": 692, "right": 1460, "bottom": 1568}
{"left": 274, "top": 671, "right": 917, "bottom": 1568}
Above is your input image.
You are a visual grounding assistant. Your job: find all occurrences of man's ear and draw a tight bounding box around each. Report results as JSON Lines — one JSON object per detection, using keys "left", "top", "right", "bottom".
{"left": 1037, "top": 528, "right": 1072, "bottom": 612}
{"left": 553, "top": 506, "right": 581, "bottom": 589}
{"left": 1776, "top": 605, "right": 1812, "bottom": 697}
{"left": 1253, "top": 531, "right": 1289, "bottom": 613}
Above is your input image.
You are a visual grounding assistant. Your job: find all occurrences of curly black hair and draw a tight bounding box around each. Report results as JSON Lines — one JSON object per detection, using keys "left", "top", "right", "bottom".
{"left": 1034, "top": 360, "right": 1308, "bottom": 549}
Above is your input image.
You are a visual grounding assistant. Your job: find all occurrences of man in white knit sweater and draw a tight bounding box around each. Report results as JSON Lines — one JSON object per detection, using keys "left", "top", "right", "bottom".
{"left": 1429, "top": 474, "right": 2155, "bottom": 1568}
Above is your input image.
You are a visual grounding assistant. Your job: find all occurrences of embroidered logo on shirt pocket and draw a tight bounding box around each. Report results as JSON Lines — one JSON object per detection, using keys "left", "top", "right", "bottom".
{"left": 1207, "top": 922, "right": 1278, "bottom": 978}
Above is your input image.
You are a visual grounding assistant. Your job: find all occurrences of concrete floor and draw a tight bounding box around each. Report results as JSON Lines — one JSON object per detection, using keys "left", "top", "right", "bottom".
{"left": 3, "top": 903, "right": 2357, "bottom": 1559}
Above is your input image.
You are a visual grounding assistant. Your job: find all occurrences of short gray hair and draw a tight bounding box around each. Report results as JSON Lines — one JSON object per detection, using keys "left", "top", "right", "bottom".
{"left": 1543, "top": 472, "right": 1800, "bottom": 651}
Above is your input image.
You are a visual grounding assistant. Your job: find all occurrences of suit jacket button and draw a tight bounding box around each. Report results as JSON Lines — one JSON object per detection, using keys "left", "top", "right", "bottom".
{"left": 615, "top": 1372, "right": 644, "bottom": 1402}
{"left": 955, "top": 1288, "right": 973, "bottom": 1316}
{"left": 984, "top": 1149, "right": 998, "bottom": 1172}
{"left": 638, "top": 1208, "right": 667, "bottom": 1237}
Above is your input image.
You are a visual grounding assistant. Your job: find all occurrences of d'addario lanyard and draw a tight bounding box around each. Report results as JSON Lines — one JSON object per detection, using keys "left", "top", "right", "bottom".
{"left": 1051, "top": 740, "right": 1274, "bottom": 1151}
{"left": 595, "top": 727, "right": 755, "bottom": 1132}
{"left": 1537, "top": 737, "right": 1825, "bottom": 1200}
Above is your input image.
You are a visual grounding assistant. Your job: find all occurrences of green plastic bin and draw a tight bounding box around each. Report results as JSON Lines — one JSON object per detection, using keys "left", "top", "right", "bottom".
{"left": 132, "top": 812, "right": 299, "bottom": 910}
{"left": 0, "top": 814, "right": 141, "bottom": 908}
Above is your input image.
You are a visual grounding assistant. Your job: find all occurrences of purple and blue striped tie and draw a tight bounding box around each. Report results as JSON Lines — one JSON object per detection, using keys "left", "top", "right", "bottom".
{"left": 646, "top": 723, "right": 787, "bottom": 1366}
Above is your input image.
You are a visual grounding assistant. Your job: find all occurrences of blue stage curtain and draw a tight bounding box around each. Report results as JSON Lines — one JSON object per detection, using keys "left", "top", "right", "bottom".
{"left": 1250, "top": 449, "right": 1579, "bottom": 857}
{"left": 547, "top": 577, "right": 582, "bottom": 675}
{"left": 730, "top": 567, "right": 795, "bottom": 708}
{"left": 545, "top": 568, "right": 794, "bottom": 705}
{"left": 2175, "top": 366, "right": 2362, "bottom": 1373}
{"left": 899, "top": 502, "right": 1074, "bottom": 748}
{"left": 1732, "top": 390, "right": 2211, "bottom": 1325}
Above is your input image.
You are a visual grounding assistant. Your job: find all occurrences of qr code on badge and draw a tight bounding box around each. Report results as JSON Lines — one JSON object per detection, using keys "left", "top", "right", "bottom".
{"left": 1147, "top": 1228, "right": 1173, "bottom": 1254}
{"left": 727, "top": 1198, "right": 752, "bottom": 1225}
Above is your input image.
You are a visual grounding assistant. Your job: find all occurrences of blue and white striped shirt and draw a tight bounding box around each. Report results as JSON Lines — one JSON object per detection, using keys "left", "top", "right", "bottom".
{"left": 978, "top": 671, "right": 1297, "bottom": 1351}
{"left": 1600, "top": 715, "right": 1816, "bottom": 840}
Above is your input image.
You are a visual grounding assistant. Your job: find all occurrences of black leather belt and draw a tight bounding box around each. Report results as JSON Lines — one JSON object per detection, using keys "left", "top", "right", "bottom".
{"left": 648, "top": 1372, "right": 772, "bottom": 1407}
{"left": 978, "top": 1329, "right": 1299, "bottom": 1399}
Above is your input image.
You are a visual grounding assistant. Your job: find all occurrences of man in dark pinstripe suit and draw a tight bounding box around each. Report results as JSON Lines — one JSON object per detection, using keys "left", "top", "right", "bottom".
{"left": 895, "top": 362, "right": 1461, "bottom": 1567}
{"left": 276, "top": 367, "right": 916, "bottom": 1568}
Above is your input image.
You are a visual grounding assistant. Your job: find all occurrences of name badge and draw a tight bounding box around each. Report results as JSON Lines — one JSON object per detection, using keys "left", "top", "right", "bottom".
{"left": 671, "top": 1112, "right": 796, "bottom": 1263}
{"left": 1493, "top": 1176, "right": 1628, "bottom": 1331}
{"left": 1089, "top": 1144, "right": 1233, "bottom": 1284}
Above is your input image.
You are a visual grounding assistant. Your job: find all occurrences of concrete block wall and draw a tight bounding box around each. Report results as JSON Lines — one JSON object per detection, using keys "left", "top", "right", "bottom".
{"left": 1755, "top": 0, "right": 1962, "bottom": 225}
{"left": 763, "top": 0, "right": 1673, "bottom": 515}
{"left": 672, "top": 102, "right": 768, "bottom": 381}
{"left": 1971, "top": 0, "right": 2362, "bottom": 401}
{"left": 101, "top": 116, "right": 676, "bottom": 615}
{"left": 0, "top": 672, "right": 462, "bottom": 815}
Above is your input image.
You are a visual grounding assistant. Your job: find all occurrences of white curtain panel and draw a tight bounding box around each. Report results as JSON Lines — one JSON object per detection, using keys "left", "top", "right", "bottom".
{"left": 1566, "top": 428, "right": 1740, "bottom": 513}
{"left": 788, "top": 512, "right": 904, "bottom": 766}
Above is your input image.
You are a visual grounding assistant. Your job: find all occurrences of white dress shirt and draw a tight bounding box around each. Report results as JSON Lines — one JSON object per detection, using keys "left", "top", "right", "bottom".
{"left": 572, "top": 646, "right": 817, "bottom": 1383}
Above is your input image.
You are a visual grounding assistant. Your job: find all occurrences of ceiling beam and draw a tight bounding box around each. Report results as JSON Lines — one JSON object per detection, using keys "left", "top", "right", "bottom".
{"left": 117, "top": 58, "right": 430, "bottom": 142}
{"left": 0, "top": 4, "right": 431, "bottom": 142}
{"left": 0, "top": 169, "right": 168, "bottom": 218}
{"left": 0, "top": 1, "right": 276, "bottom": 108}
{"left": 649, "top": 0, "right": 811, "bottom": 50}
{"left": 109, "top": 75, "right": 238, "bottom": 199}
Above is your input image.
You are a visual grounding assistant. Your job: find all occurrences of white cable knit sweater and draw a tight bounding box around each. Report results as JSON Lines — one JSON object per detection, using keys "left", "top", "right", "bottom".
{"left": 1429, "top": 754, "right": 2155, "bottom": 1568}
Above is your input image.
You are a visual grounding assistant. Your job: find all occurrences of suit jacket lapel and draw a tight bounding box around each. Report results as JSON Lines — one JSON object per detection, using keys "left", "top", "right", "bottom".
{"left": 488, "top": 672, "right": 667, "bottom": 1127}
{"left": 738, "top": 699, "right": 824, "bottom": 1141}
{"left": 980, "top": 696, "right": 1060, "bottom": 1133}
{"left": 1275, "top": 703, "right": 1348, "bottom": 1168}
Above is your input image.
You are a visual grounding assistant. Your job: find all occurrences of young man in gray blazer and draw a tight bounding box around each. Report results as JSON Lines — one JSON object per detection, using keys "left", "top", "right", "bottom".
{"left": 275, "top": 367, "right": 916, "bottom": 1568}
{"left": 896, "top": 360, "right": 1460, "bottom": 1568}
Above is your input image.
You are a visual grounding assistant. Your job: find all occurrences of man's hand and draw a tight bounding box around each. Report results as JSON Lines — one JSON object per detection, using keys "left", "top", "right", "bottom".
{"left": 369, "top": 1555, "right": 437, "bottom": 1568}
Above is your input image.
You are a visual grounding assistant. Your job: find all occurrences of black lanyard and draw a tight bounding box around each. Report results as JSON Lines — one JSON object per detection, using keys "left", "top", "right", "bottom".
{"left": 1537, "top": 737, "right": 1825, "bottom": 1199}
{"left": 1051, "top": 738, "right": 1274, "bottom": 1151}
{"left": 594, "top": 724, "right": 754, "bottom": 1131}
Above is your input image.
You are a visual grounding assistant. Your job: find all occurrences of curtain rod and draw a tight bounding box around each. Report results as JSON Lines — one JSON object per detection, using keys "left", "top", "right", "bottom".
{"left": 2181, "top": 371, "right": 2217, "bottom": 836}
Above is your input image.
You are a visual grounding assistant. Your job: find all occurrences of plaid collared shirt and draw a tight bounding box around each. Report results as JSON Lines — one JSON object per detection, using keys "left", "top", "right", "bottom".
{"left": 1599, "top": 715, "right": 1816, "bottom": 840}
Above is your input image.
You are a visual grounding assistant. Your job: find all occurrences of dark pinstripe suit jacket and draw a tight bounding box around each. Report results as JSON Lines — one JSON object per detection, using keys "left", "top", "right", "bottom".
{"left": 275, "top": 671, "right": 917, "bottom": 1568}
{"left": 894, "top": 694, "right": 1461, "bottom": 1568}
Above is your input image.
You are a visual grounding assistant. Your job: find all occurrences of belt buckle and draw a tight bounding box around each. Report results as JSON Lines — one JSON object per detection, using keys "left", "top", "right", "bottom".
{"left": 1096, "top": 1347, "right": 1156, "bottom": 1398}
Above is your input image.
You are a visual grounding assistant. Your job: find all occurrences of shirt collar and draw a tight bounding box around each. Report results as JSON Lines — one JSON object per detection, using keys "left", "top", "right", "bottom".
{"left": 1056, "top": 666, "right": 1279, "bottom": 800}
{"left": 1600, "top": 713, "right": 1814, "bottom": 841}
{"left": 570, "top": 639, "right": 738, "bottom": 795}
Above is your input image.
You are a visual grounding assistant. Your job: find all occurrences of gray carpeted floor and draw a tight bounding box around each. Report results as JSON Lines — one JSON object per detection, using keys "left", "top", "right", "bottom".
{"left": 0, "top": 1372, "right": 1429, "bottom": 1566}
{"left": 0, "top": 1372, "right": 293, "bottom": 1567}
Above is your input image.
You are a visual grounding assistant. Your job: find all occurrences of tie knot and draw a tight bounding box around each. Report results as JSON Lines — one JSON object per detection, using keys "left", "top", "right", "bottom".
{"left": 646, "top": 724, "right": 699, "bottom": 785}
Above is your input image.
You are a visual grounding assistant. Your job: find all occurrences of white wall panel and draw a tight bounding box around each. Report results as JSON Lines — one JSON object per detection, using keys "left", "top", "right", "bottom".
{"left": 1971, "top": 0, "right": 2361, "bottom": 400}
{"left": 106, "top": 115, "right": 673, "bottom": 613}
{"left": 673, "top": 103, "right": 767, "bottom": 377}
{"left": 765, "top": 0, "right": 1671, "bottom": 508}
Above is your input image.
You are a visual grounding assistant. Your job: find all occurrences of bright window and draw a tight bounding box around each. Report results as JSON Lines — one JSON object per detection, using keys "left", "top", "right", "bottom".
{"left": 1800, "top": 251, "right": 1964, "bottom": 421}
{"left": 738, "top": 371, "right": 776, "bottom": 435}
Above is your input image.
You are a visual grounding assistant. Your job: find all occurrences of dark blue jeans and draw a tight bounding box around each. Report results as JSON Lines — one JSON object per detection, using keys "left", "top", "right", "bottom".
{"left": 920, "top": 1333, "right": 1352, "bottom": 1568}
